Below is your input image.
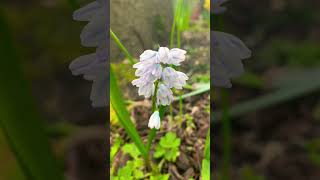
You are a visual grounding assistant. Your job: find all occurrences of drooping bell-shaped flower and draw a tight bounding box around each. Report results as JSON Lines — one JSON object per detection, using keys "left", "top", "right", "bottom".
{"left": 162, "top": 67, "right": 188, "bottom": 89}
{"left": 167, "top": 48, "right": 187, "bottom": 66}
{"left": 156, "top": 83, "right": 174, "bottom": 106}
{"left": 70, "top": 0, "right": 108, "bottom": 107}
{"left": 211, "top": 31, "right": 251, "bottom": 87}
{"left": 148, "top": 111, "right": 161, "bottom": 129}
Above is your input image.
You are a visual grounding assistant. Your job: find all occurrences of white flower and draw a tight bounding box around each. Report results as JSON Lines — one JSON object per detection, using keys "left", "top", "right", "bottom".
{"left": 157, "top": 84, "right": 174, "bottom": 106}
{"left": 162, "top": 67, "right": 188, "bottom": 89}
{"left": 140, "top": 49, "right": 159, "bottom": 63}
{"left": 167, "top": 48, "right": 187, "bottom": 66}
{"left": 132, "top": 78, "right": 155, "bottom": 98}
{"left": 70, "top": 0, "right": 108, "bottom": 107}
{"left": 134, "top": 63, "right": 162, "bottom": 79}
{"left": 211, "top": 0, "right": 251, "bottom": 88}
{"left": 157, "top": 47, "right": 170, "bottom": 63}
{"left": 148, "top": 111, "right": 161, "bottom": 129}
{"left": 132, "top": 47, "right": 188, "bottom": 106}
{"left": 211, "top": 31, "right": 251, "bottom": 88}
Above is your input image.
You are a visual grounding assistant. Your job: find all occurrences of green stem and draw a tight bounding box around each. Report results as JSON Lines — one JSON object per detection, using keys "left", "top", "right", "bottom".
{"left": 221, "top": 90, "right": 230, "bottom": 180}
{"left": 145, "top": 81, "right": 159, "bottom": 171}
{"left": 110, "top": 29, "right": 136, "bottom": 65}
{"left": 179, "top": 94, "right": 183, "bottom": 124}
{"left": 169, "top": 13, "right": 176, "bottom": 48}
{"left": 177, "top": 26, "right": 181, "bottom": 48}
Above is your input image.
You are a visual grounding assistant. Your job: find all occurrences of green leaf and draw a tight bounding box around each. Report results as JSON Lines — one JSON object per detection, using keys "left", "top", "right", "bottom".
{"left": 174, "top": 83, "right": 210, "bottom": 101}
{"left": 150, "top": 174, "right": 170, "bottom": 180}
{"left": 154, "top": 145, "right": 165, "bottom": 158}
{"left": 111, "top": 137, "right": 123, "bottom": 163}
{"left": 155, "top": 132, "right": 181, "bottom": 162}
{"left": 0, "top": 11, "right": 64, "bottom": 180}
{"left": 165, "top": 148, "right": 179, "bottom": 162}
{"left": 213, "top": 69, "right": 320, "bottom": 121}
{"left": 117, "top": 161, "right": 134, "bottom": 177}
{"left": 201, "top": 131, "right": 210, "bottom": 180}
{"left": 160, "top": 132, "right": 180, "bottom": 148}
{"left": 201, "top": 159, "right": 210, "bottom": 180}
{"left": 122, "top": 143, "right": 141, "bottom": 159}
{"left": 133, "top": 158, "right": 144, "bottom": 168}
{"left": 172, "top": 138, "right": 181, "bottom": 148}
{"left": 110, "top": 66, "right": 147, "bottom": 159}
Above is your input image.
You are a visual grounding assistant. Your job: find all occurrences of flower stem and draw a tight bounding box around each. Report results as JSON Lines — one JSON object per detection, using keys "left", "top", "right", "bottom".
{"left": 110, "top": 28, "right": 136, "bottom": 65}
{"left": 145, "top": 81, "right": 159, "bottom": 171}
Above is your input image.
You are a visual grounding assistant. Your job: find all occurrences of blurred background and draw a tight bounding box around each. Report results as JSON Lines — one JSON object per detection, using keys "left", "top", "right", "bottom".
{"left": 0, "top": 0, "right": 107, "bottom": 180}
{"left": 213, "top": 0, "right": 320, "bottom": 179}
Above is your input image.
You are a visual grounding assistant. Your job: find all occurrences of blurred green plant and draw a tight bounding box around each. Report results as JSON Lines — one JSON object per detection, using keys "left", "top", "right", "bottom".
{"left": 305, "top": 139, "right": 320, "bottom": 166}
{"left": 154, "top": 132, "right": 181, "bottom": 162}
{"left": 170, "top": 0, "right": 193, "bottom": 48}
{"left": 240, "top": 166, "right": 265, "bottom": 180}
{"left": 259, "top": 41, "right": 320, "bottom": 67}
{"left": 0, "top": 10, "right": 65, "bottom": 180}
{"left": 213, "top": 69, "right": 320, "bottom": 121}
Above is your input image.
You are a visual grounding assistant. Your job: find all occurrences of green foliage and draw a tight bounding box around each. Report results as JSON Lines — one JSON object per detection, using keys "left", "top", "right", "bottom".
{"left": 259, "top": 41, "right": 320, "bottom": 67}
{"left": 213, "top": 69, "right": 320, "bottom": 121}
{"left": 240, "top": 166, "right": 265, "bottom": 180}
{"left": 201, "top": 131, "right": 210, "bottom": 180}
{"left": 111, "top": 160, "right": 145, "bottom": 180}
{"left": 193, "top": 74, "right": 210, "bottom": 84}
{"left": 122, "top": 143, "right": 141, "bottom": 159}
{"left": 174, "top": 83, "right": 210, "bottom": 101}
{"left": 110, "top": 136, "right": 123, "bottom": 163}
{"left": 154, "top": 132, "right": 181, "bottom": 162}
{"left": 201, "top": 159, "right": 210, "bottom": 180}
{"left": 234, "top": 72, "right": 264, "bottom": 89}
{"left": 150, "top": 174, "right": 170, "bottom": 180}
{"left": 305, "top": 139, "right": 320, "bottom": 166}
{"left": 110, "top": 66, "right": 148, "bottom": 159}
{"left": 0, "top": 11, "right": 64, "bottom": 180}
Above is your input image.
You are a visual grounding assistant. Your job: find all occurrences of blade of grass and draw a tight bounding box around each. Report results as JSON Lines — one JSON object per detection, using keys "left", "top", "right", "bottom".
{"left": 213, "top": 73, "right": 320, "bottom": 122}
{"left": 201, "top": 130, "right": 210, "bottom": 180}
{"left": 110, "top": 66, "right": 147, "bottom": 159}
{"left": 174, "top": 83, "right": 210, "bottom": 101}
{"left": 110, "top": 29, "right": 136, "bottom": 65}
{"left": 0, "top": 11, "right": 64, "bottom": 180}
{"left": 221, "top": 90, "right": 231, "bottom": 180}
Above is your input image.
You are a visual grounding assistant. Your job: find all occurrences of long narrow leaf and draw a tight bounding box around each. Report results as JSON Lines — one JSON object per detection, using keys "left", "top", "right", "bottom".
{"left": 201, "top": 130, "right": 210, "bottom": 180}
{"left": 174, "top": 83, "right": 210, "bottom": 101}
{"left": 0, "top": 11, "right": 64, "bottom": 180}
{"left": 213, "top": 70, "right": 320, "bottom": 121}
{"left": 110, "top": 66, "right": 147, "bottom": 159}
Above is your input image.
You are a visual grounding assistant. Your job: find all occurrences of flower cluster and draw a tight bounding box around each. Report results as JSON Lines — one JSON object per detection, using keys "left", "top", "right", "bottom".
{"left": 211, "top": 0, "right": 251, "bottom": 87}
{"left": 132, "top": 47, "right": 188, "bottom": 107}
{"left": 69, "top": 0, "right": 108, "bottom": 107}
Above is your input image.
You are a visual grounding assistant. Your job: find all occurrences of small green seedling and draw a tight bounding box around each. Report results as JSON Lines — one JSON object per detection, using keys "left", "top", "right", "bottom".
{"left": 122, "top": 143, "right": 141, "bottom": 159}
{"left": 111, "top": 160, "right": 144, "bottom": 180}
{"left": 154, "top": 132, "right": 181, "bottom": 162}
{"left": 111, "top": 143, "right": 145, "bottom": 179}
